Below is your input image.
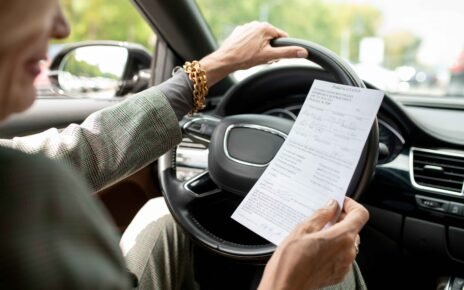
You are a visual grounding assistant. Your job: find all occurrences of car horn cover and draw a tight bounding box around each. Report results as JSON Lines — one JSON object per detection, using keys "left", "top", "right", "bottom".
{"left": 208, "top": 114, "right": 294, "bottom": 196}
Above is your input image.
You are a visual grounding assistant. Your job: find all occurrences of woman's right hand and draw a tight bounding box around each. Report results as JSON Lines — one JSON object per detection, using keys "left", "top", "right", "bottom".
{"left": 199, "top": 21, "right": 308, "bottom": 88}
{"left": 258, "top": 197, "right": 369, "bottom": 290}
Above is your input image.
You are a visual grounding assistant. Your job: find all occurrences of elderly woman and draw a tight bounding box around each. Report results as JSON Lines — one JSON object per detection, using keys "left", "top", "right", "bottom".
{"left": 0, "top": 0, "right": 369, "bottom": 289}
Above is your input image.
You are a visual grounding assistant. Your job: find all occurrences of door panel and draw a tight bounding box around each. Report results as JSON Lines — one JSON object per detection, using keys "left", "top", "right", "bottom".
{"left": 0, "top": 98, "right": 118, "bottom": 138}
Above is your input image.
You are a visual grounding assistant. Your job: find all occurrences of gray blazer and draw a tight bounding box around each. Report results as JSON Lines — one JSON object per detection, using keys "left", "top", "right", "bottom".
{"left": 0, "top": 80, "right": 187, "bottom": 192}
{"left": 0, "top": 72, "right": 197, "bottom": 288}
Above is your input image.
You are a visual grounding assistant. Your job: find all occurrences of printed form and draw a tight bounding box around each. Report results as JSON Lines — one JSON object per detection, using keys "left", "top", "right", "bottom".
{"left": 232, "top": 80, "right": 384, "bottom": 245}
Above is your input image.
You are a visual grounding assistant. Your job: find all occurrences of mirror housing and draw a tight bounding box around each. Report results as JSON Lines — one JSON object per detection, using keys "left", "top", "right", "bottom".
{"left": 49, "top": 41, "right": 152, "bottom": 98}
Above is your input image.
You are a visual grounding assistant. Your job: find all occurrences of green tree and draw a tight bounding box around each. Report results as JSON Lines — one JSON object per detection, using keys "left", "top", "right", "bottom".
{"left": 57, "top": 0, "right": 154, "bottom": 49}
{"left": 57, "top": 0, "right": 383, "bottom": 64}
{"left": 196, "top": 0, "right": 382, "bottom": 63}
{"left": 63, "top": 56, "right": 119, "bottom": 80}
{"left": 196, "top": 0, "right": 265, "bottom": 41}
{"left": 63, "top": 56, "right": 102, "bottom": 77}
{"left": 269, "top": 0, "right": 338, "bottom": 51}
{"left": 383, "top": 31, "right": 421, "bottom": 69}
{"left": 333, "top": 3, "right": 382, "bottom": 62}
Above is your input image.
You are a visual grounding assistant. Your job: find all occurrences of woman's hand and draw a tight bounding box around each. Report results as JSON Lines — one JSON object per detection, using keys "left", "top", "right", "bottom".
{"left": 258, "top": 197, "right": 369, "bottom": 290}
{"left": 199, "top": 21, "right": 308, "bottom": 87}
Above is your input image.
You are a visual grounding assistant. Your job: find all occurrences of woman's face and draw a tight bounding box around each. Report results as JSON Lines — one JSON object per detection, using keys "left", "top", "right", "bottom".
{"left": 0, "top": 0, "right": 70, "bottom": 121}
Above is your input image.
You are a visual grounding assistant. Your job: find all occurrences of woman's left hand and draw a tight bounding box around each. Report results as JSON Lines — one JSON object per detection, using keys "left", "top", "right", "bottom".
{"left": 200, "top": 21, "right": 308, "bottom": 87}
{"left": 258, "top": 197, "right": 369, "bottom": 290}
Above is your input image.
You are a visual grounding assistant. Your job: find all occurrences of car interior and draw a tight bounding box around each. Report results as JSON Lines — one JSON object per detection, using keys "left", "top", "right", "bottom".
{"left": 1, "top": 0, "right": 464, "bottom": 289}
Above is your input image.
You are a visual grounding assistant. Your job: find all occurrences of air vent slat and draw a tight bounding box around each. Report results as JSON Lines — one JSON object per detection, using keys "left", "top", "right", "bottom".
{"left": 413, "top": 167, "right": 464, "bottom": 179}
{"left": 414, "top": 152, "right": 464, "bottom": 162}
{"left": 412, "top": 149, "right": 464, "bottom": 195}
{"left": 412, "top": 181, "right": 462, "bottom": 193}
{"left": 414, "top": 174, "right": 463, "bottom": 185}
{"left": 414, "top": 160, "right": 464, "bottom": 172}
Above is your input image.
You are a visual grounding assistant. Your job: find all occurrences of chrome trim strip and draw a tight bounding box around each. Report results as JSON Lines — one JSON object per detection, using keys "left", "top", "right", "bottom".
{"left": 159, "top": 151, "right": 174, "bottom": 170}
{"left": 176, "top": 146, "right": 208, "bottom": 169}
{"left": 223, "top": 124, "right": 287, "bottom": 167}
{"left": 285, "top": 104, "right": 303, "bottom": 114}
{"left": 264, "top": 108, "right": 297, "bottom": 120}
{"left": 409, "top": 147, "right": 464, "bottom": 196}
{"left": 423, "top": 165, "right": 444, "bottom": 172}
{"left": 182, "top": 115, "right": 221, "bottom": 144}
{"left": 378, "top": 119, "right": 405, "bottom": 145}
{"left": 183, "top": 171, "right": 220, "bottom": 197}
{"left": 444, "top": 277, "right": 452, "bottom": 290}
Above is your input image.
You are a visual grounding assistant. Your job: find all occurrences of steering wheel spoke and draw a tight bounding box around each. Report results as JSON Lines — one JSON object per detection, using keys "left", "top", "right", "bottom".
{"left": 181, "top": 114, "right": 221, "bottom": 146}
{"left": 184, "top": 171, "right": 221, "bottom": 198}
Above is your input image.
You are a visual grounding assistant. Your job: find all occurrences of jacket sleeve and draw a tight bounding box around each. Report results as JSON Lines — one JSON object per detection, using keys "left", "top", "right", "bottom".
{"left": 0, "top": 86, "right": 182, "bottom": 191}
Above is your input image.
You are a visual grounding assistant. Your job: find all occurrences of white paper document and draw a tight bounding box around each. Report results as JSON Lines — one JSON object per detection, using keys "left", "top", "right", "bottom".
{"left": 231, "top": 80, "right": 384, "bottom": 245}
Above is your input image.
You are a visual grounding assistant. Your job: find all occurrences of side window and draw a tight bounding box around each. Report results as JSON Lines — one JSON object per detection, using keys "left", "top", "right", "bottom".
{"left": 35, "top": 0, "right": 155, "bottom": 98}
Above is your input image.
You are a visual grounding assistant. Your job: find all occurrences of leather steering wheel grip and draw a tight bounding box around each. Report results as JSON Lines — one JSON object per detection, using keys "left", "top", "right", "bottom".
{"left": 271, "top": 37, "right": 366, "bottom": 88}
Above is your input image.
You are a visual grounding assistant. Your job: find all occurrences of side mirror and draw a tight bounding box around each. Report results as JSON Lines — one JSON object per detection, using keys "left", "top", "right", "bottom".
{"left": 49, "top": 42, "right": 152, "bottom": 98}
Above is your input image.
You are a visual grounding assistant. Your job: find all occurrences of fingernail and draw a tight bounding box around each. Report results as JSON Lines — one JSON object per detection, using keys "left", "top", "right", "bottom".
{"left": 297, "top": 49, "right": 308, "bottom": 58}
{"left": 326, "top": 199, "right": 336, "bottom": 208}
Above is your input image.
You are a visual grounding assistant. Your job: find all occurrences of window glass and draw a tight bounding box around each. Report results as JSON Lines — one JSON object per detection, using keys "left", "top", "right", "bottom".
{"left": 35, "top": 0, "right": 155, "bottom": 95}
{"left": 196, "top": 0, "right": 464, "bottom": 98}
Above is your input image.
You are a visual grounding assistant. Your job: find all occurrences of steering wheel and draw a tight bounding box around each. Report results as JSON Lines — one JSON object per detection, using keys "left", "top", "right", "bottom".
{"left": 158, "top": 38, "right": 379, "bottom": 261}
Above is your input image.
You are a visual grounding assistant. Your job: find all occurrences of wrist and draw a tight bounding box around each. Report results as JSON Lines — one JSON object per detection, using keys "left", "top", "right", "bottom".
{"left": 199, "top": 50, "right": 237, "bottom": 87}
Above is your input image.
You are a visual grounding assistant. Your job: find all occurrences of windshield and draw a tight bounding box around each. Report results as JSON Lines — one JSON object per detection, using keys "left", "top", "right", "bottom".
{"left": 196, "top": 0, "right": 464, "bottom": 97}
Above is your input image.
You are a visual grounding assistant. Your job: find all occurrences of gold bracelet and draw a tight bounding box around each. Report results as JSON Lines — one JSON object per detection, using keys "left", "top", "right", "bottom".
{"left": 183, "top": 60, "right": 208, "bottom": 114}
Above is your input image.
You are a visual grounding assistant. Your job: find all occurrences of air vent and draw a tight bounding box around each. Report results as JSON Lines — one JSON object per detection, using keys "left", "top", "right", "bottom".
{"left": 411, "top": 148, "right": 464, "bottom": 195}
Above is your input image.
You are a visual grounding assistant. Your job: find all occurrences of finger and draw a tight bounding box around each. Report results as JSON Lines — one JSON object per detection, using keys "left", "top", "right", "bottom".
{"left": 274, "top": 27, "right": 289, "bottom": 38}
{"left": 266, "top": 46, "right": 308, "bottom": 59}
{"left": 343, "top": 197, "right": 357, "bottom": 210}
{"left": 259, "top": 22, "right": 289, "bottom": 38}
{"left": 337, "top": 198, "right": 357, "bottom": 222}
{"left": 300, "top": 199, "right": 339, "bottom": 233}
{"left": 249, "top": 20, "right": 260, "bottom": 26}
{"left": 355, "top": 234, "right": 361, "bottom": 253}
{"left": 337, "top": 210, "right": 347, "bottom": 222}
{"left": 343, "top": 198, "right": 369, "bottom": 221}
{"left": 334, "top": 199, "right": 369, "bottom": 232}
{"left": 265, "top": 25, "right": 288, "bottom": 38}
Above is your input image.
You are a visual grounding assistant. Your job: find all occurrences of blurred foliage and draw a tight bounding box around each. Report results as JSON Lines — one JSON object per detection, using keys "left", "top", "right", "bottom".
{"left": 196, "top": 0, "right": 382, "bottom": 62}
{"left": 63, "top": 55, "right": 102, "bottom": 77}
{"left": 56, "top": 0, "right": 154, "bottom": 49}
{"left": 197, "top": 0, "right": 423, "bottom": 68}
{"left": 63, "top": 55, "right": 119, "bottom": 79}
{"left": 384, "top": 31, "right": 422, "bottom": 69}
{"left": 197, "top": 0, "right": 420, "bottom": 68}
{"left": 54, "top": 0, "right": 421, "bottom": 69}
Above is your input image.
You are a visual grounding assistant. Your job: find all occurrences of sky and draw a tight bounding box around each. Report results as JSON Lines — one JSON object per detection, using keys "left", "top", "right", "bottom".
{"left": 74, "top": 46, "right": 128, "bottom": 76}
{"left": 330, "top": 0, "right": 464, "bottom": 67}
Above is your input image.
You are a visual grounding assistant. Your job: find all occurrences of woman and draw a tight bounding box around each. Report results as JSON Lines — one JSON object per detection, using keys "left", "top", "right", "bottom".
{"left": 0, "top": 0, "right": 369, "bottom": 289}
